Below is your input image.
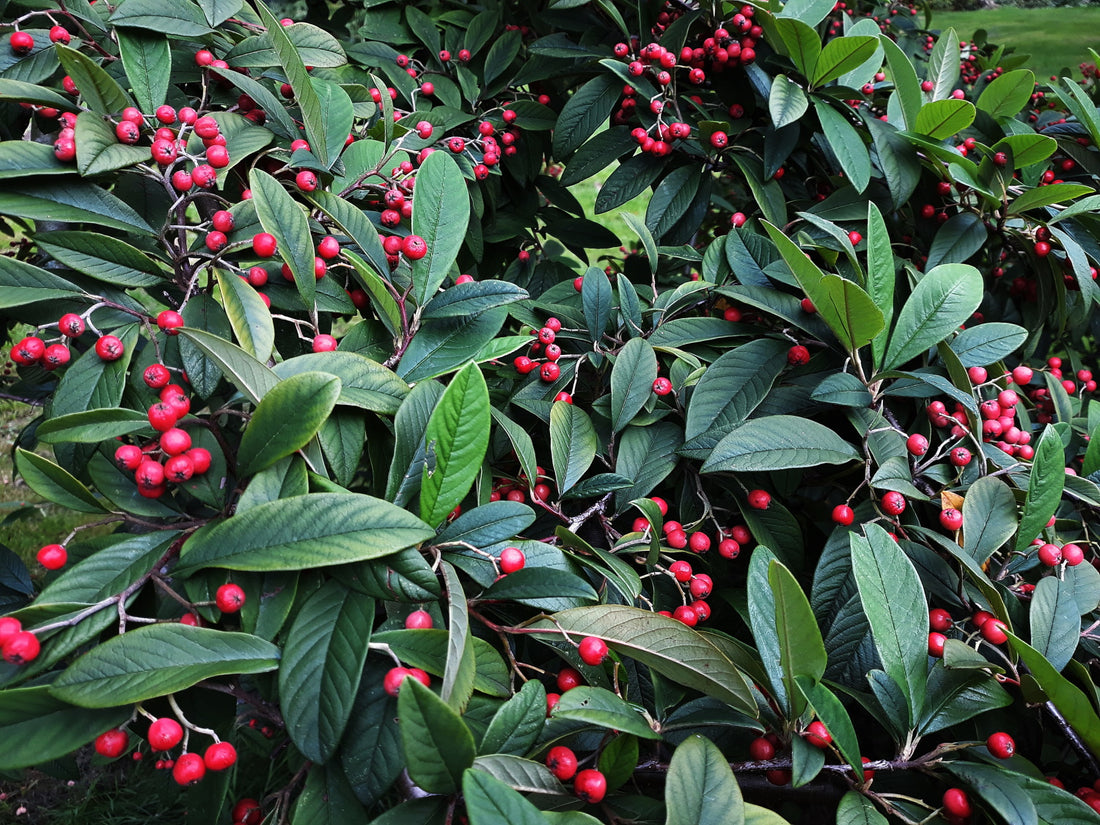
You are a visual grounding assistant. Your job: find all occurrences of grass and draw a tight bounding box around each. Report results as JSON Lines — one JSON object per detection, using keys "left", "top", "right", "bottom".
{"left": 932, "top": 6, "right": 1100, "bottom": 83}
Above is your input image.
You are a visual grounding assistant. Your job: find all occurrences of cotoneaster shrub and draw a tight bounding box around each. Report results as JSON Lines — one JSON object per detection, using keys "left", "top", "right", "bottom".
{"left": 2, "top": 0, "right": 1100, "bottom": 823}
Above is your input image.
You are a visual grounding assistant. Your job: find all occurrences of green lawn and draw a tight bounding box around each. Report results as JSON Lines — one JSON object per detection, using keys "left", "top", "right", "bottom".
{"left": 932, "top": 6, "right": 1100, "bottom": 83}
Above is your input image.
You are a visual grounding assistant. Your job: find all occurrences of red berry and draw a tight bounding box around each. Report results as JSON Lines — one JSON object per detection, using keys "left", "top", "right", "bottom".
{"left": 295, "top": 170, "right": 318, "bottom": 192}
{"left": 1062, "top": 543, "right": 1085, "bottom": 566}
{"left": 94, "top": 335, "right": 124, "bottom": 361}
{"left": 939, "top": 508, "right": 963, "bottom": 531}
{"left": 160, "top": 427, "right": 192, "bottom": 456}
{"left": 804, "top": 720, "right": 832, "bottom": 749}
{"left": 193, "top": 116, "right": 220, "bottom": 139}
{"left": 787, "top": 344, "right": 810, "bottom": 365}
{"left": 928, "top": 632, "right": 946, "bottom": 657}
{"left": 574, "top": 769, "right": 607, "bottom": 804}
{"left": 710, "top": 131, "right": 728, "bottom": 148}
{"left": 215, "top": 583, "right": 245, "bottom": 613}
{"left": 172, "top": 752, "right": 206, "bottom": 785}
{"left": 2, "top": 630, "right": 40, "bottom": 664}
{"left": 980, "top": 618, "right": 1008, "bottom": 645}
{"left": 402, "top": 235, "right": 428, "bottom": 260}
{"left": 942, "top": 788, "right": 971, "bottom": 818}
{"left": 203, "top": 742, "right": 237, "bottom": 771}
{"left": 749, "top": 736, "right": 775, "bottom": 761}
{"left": 36, "top": 544, "right": 67, "bottom": 570}
{"left": 157, "top": 310, "right": 185, "bottom": 335}
{"left": 929, "top": 608, "right": 952, "bottom": 632}
{"left": 673, "top": 604, "right": 698, "bottom": 625}
{"left": 10, "top": 31, "right": 34, "bottom": 56}
{"left": 144, "top": 364, "right": 171, "bottom": 389}
{"left": 557, "top": 666, "right": 583, "bottom": 692}
{"left": 0, "top": 617, "right": 22, "bottom": 648}
{"left": 404, "top": 609, "right": 433, "bottom": 629}
{"left": 540, "top": 362, "right": 560, "bottom": 382}
{"left": 164, "top": 454, "right": 194, "bottom": 482}
{"left": 747, "top": 489, "right": 771, "bottom": 509}
{"left": 500, "top": 546, "right": 525, "bottom": 573}
{"left": 1037, "top": 543, "right": 1062, "bottom": 566}
{"left": 232, "top": 799, "right": 262, "bottom": 825}
{"left": 546, "top": 746, "right": 578, "bottom": 781}
{"left": 148, "top": 402, "right": 178, "bottom": 432}
{"left": 59, "top": 313, "right": 85, "bottom": 337}
{"left": 669, "top": 560, "right": 693, "bottom": 582}
{"left": 114, "top": 444, "right": 143, "bottom": 471}
{"left": 718, "top": 538, "right": 740, "bottom": 559}
{"left": 49, "top": 25, "right": 70, "bottom": 44}
{"left": 689, "top": 573, "right": 713, "bottom": 598}
{"left": 578, "top": 636, "right": 609, "bottom": 666}
{"left": 253, "top": 232, "right": 278, "bottom": 257}
{"left": 186, "top": 448, "right": 212, "bottom": 475}
{"left": 312, "top": 334, "right": 338, "bottom": 353}
{"left": 832, "top": 504, "right": 854, "bottom": 526}
{"left": 95, "top": 729, "right": 129, "bottom": 759}
{"left": 949, "top": 447, "right": 971, "bottom": 467}
{"left": 986, "top": 731, "right": 1015, "bottom": 759}
{"left": 148, "top": 717, "right": 183, "bottom": 750}
{"left": 880, "top": 491, "right": 906, "bottom": 516}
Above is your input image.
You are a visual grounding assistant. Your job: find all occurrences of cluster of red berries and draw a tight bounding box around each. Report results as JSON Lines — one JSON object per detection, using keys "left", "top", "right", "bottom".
{"left": 96, "top": 717, "right": 238, "bottom": 786}
{"left": 513, "top": 317, "right": 565, "bottom": 383}
{"left": 8, "top": 312, "right": 91, "bottom": 370}
{"left": 0, "top": 616, "right": 40, "bottom": 665}
{"left": 545, "top": 745, "right": 607, "bottom": 803}
{"left": 489, "top": 467, "right": 554, "bottom": 504}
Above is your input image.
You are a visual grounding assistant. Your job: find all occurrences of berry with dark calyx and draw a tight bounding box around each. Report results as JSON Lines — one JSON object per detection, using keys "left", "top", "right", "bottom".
{"left": 172, "top": 752, "right": 206, "bottom": 785}
{"left": 578, "top": 635, "right": 609, "bottom": 665}
{"left": 157, "top": 310, "right": 185, "bottom": 335}
{"left": 804, "top": 720, "right": 832, "bottom": 749}
{"left": 0, "top": 617, "right": 21, "bottom": 648}
{"left": 42, "top": 344, "right": 70, "bottom": 370}
{"left": 787, "top": 344, "right": 810, "bottom": 365}
{"left": 669, "top": 560, "right": 693, "bottom": 582}
{"left": 144, "top": 364, "right": 171, "bottom": 389}
{"left": 546, "top": 746, "right": 578, "bottom": 781}
{"left": 710, "top": 131, "right": 728, "bottom": 148}
{"left": 115, "top": 444, "right": 143, "bottom": 471}
{"left": 203, "top": 742, "right": 237, "bottom": 771}
{"left": 94, "top": 335, "right": 124, "bottom": 361}
{"left": 164, "top": 454, "right": 194, "bottom": 482}
{"left": 881, "top": 491, "right": 906, "bottom": 516}
{"left": 404, "top": 609, "right": 433, "bottom": 629}
{"left": 211, "top": 210, "right": 234, "bottom": 233}
{"left": 689, "top": 573, "right": 713, "bottom": 597}
{"left": 540, "top": 362, "right": 560, "bottom": 382}
{"left": 95, "top": 729, "right": 129, "bottom": 759}
{"left": 10, "top": 31, "right": 35, "bottom": 56}
{"left": 939, "top": 508, "right": 963, "bottom": 531}
{"left": 49, "top": 25, "right": 70, "bottom": 44}
{"left": 215, "top": 583, "right": 245, "bottom": 613}
{"left": 2, "top": 630, "right": 40, "bottom": 664}
{"left": 747, "top": 489, "right": 771, "bottom": 509}
{"left": 148, "top": 717, "right": 183, "bottom": 750}
{"left": 402, "top": 235, "right": 427, "bottom": 260}
{"left": 37, "top": 544, "right": 67, "bottom": 570}
{"left": 295, "top": 170, "right": 318, "bottom": 192}
{"left": 11, "top": 336, "right": 45, "bottom": 365}
{"left": 574, "top": 769, "right": 607, "bottom": 804}
{"left": 987, "top": 731, "right": 1015, "bottom": 759}
{"left": 148, "top": 402, "right": 178, "bottom": 432}
{"left": 949, "top": 447, "right": 971, "bottom": 467}
{"left": 718, "top": 538, "right": 740, "bottom": 559}
{"left": 59, "top": 313, "right": 85, "bottom": 337}
{"left": 500, "top": 546, "right": 525, "bottom": 573}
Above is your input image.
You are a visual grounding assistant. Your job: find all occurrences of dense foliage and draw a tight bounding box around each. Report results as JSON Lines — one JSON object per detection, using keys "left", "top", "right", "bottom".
{"left": 2, "top": 0, "right": 1100, "bottom": 823}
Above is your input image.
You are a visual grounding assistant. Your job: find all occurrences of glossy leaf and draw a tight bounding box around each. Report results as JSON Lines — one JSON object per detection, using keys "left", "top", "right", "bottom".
{"left": 665, "top": 734, "right": 744, "bottom": 825}
{"left": 552, "top": 74, "right": 622, "bottom": 158}
{"left": 36, "top": 408, "right": 149, "bottom": 444}
{"left": 116, "top": 30, "right": 169, "bottom": 114}
{"left": 411, "top": 149, "right": 470, "bottom": 305}
{"left": 217, "top": 270, "right": 274, "bottom": 363}
{"left": 280, "top": 582, "right": 374, "bottom": 763}
{"left": 945, "top": 762, "right": 1038, "bottom": 825}
{"left": 882, "top": 264, "right": 983, "bottom": 371}
{"left": 463, "top": 769, "right": 550, "bottom": 825}
{"left": 610, "top": 337, "right": 658, "bottom": 432}
{"left": 552, "top": 686, "right": 658, "bottom": 740}
{"left": 440, "top": 561, "right": 475, "bottom": 713}
{"left": 14, "top": 449, "right": 105, "bottom": 513}
{"left": 398, "top": 676, "right": 476, "bottom": 794}
{"left": 237, "top": 371, "right": 341, "bottom": 477}
{"left": 770, "top": 74, "right": 808, "bottom": 129}
{"left": 50, "top": 625, "right": 278, "bottom": 708}
{"left": 479, "top": 679, "right": 546, "bottom": 756}
{"left": 178, "top": 327, "right": 278, "bottom": 404}
{"left": 550, "top": 401, "right": 598, "bottom": 495}
{"left": 769, "top": 561, "right": 827, "bottom": 710}
{"left": 1030, "top": 576, "right": 1079, "bottom": 672}
{"left": 913, "top": 99, "right": 975, "bottom": 141}
{"left": 850, "top": 524, "right": 927, "bottom": 726}
{"left": 420, "top": 362, "right": 490, "bottom": 527}
{"left": 961, "top": 476, "right": 1018, "bottom": 562}
{"left": 701, "top": 415, "right": 860, "bottom": 473}
{"left": 250, "top": 167, "right": 316, "bottom": 307}
{"left": 177, "top": 493, "right": 434, "bottom": 573}
{"left": 815, "top": 100, "right": 871, "bottom": 192}
{"left": 0, "top": 687, "right": 129, "bottom": 770}
{"left": 1014, "top": 426, "right": 1065, "bottom": 554}
{"left": 977, "top": 69, "right": 1036, "bottom": 120}
{"left": 810, "top": 36, "right": 878, "bottom": 87}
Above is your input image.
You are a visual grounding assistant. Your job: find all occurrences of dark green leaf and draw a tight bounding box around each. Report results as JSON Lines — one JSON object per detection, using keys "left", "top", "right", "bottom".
{"left": 770, "top": 74, "right": 808, "bottom": 129}
{"left": 216, "top": 271, "right": 274, "bottom": 363}
{"left": 950, "top": 322, "right": 1027, "bottom": 368}
{"left": 178, "top": 327, "right": 277, "bottom": 404}
{"left": 977, "top": 69, "right": 1036, "bottom": 120}
{"left": 250, "top": 167, "right": 316, "bottom": 308}
{"left": 54, "top": 44, "right": 133, "bottom": 114}
{"left": 552, "top": 74, "right": 622, "bottom": 158}
{"left": 225, "top": 23, "right": 346, "bottom": 68}
{"left": 37, "top": 230, "right": 164, "bottom": 288}
{"left": 1030, "top": 576, "right": 1078, "bottom": 672}
{"left": 926, "top": 28, "right": 960, "bottom": 101}
{"left": 177, "top": 493, "right": 434, "bottom": 573}
{"left": 769, "top": 561, "right": 826, "bottom": 711}
{"left": 702, "top": 415, "right": 859, "bottom": 473}
{"left": 462, "top": 770, "right": 550, "bottom": 825}
{"left": 280, "top": 582, "right": 374, "bottom": 763}
{"left": 665, "top": 734, "right": 744, "bottom": 825}
{"left": 272, "top": 352, "right": 408, "bottom": 414}
{"left": 882, "top": 264, "right": 983, "bottom": 371}
{"left": 552, "top": 686, "right": 660, "bottom": 739}
{"left": 440, "top": 562, "right": 475, "bottom": 713}
{"left": 340, "top": 678, "right": 402, "bottom": 805}
{"left": 610, "top": 338, "right": 657, "bottom": 432}
{"left": 479, "top": 679, "right": 546, "bottom": 756}
{"left": 962, "top": 476, "right": 1018, "bottom": 563}
{"left": 372, "top": 629, "right": 511, "bottom": 698}
{"left": 398, "top": 676, "right": 476, "bottom": 794}
{"left": 913, "top": 99, "right": 976, "bottom": 141}
{"left": 116, "top": 30, "right": 169, "bottom": 114}
{"left": 292, "top": 764, "right": 365, "bottom": 825}
{"left": 237, "top": 371, "right": 340, "bottom": 476}
{"left": 550, "top": 401, "right": 598, "bottom": 495}
{"left": 0, "top": 687, "right": 129, "bottom": 770}
{"left": 836, "top": 791, "right": 888, "bottom": 825}
{"left": 0, "top": 180, "right": 154, "bottom": 235}
{"left": 925, "top": 212, "right": 987, "bottom": 270}
{"left": 51, "top": 625, "right": 278, "bottom": 707}
{"left": 421, "top": 362, "right": 490, "bottom": 527}
{"left": 14, "top": 448, "right": 105, "bottom": 513}
{"left": 0, "top": 140, "right": 72, "bottom": 179}
{"left": 945, "top": 762, "right": 1038, "bottom": 825}
{"left": 1014, "top": 426, "right": 1065, "bottom": 554}
{"left": 811, "top": 36, "right": 878, "bottom": 87}
{"left": 815, "top": 100, "right": 871, "bottom": 192}
{"left": 108, "top": 0, "right": 213, "bottom": 35}
{"left": 36, "top": 408, "right": 148, "bottom": 444}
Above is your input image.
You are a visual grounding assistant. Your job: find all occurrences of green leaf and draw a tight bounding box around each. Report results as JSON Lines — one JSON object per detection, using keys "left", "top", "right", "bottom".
{"left": 769, "top": 561, "right": 826, "bottom": 713}
{"left": 926, "top": 212, "right": 986, "bottom": 270}
{"left": 610, "top": 338, "right": 657, "bottom": 432}
{"left": 237, "top": 371, "right": 340, "bottom": 477}
{"left": 482, "top": 566, "right": 598, "bottom": 608}
{"left": 411, "top": 150, "right": 470, "bottom": 305}
{"left": 866, "top": 201, "right": 895, "bottom": 368}
{"left": 440, "top": 562, "right": 475, "bottom": 712}
{"left": 484, "top": 28, "right": 521, "bottom": 87}
{"left": 776, "top": 0, "right": 837, "bottom": 26}
{"left": 645, "top": 164, "right": 703, "bottom": 241}
{"left": 280, "top": 582, "right": 374, "bottom": 763}
{"left": 208, "top": 63, "right": 298, "bottom": 139}
{"left": 108, "top": 0, "right": 213, "bottom": 35}
{"left": 1030, "top": 576, "right": 1079, "bottom": 672}
{"left": 950, "top": 322, "right": 1027, "bottom": 367}
{"left": 272, "top": 352, "right": 408, "bottom": 415}
{"left": 0, "top": 78, "right": 77, "bottom": 112}
{"left": 552, "top": 74, "right": 622, "bottom": 158}
{"left": 372, "top": 629, "right": 510, "bottom": 699}
{"left": 913, "top": 99, "right": 976, "bottom": 141}
{"left": 254, "top": 0, "right": 335, "bottom": 167}
{"left": 664, "top": 734, "right": 744, "bottom": 825}
{"left": 463, "top": 770, "right": 550, "bottom": 825}
{"left": 1014, "top": 426, "right": 1065, "bottom": 554}
{"left": 1054, "top": 77, "right": 1100, "bottom": 150}
{"left": 340, "top": 678, "right": 402, "bottom": 805}
{"left": 962, "top": 476, "right": 1018, "bottom": 563}
{"left": 814, "top": 100, "right": 871, "bottom": 193}
{"left": 116, "top": 30, "right": 169, "bottom": 114}
{"left": 0, "top": 139, "right": 73, "bottom": 179}
{"left": 177, "top": 492, "right": 434, "bottom": 573}
{"left": 866, "top": 117, "right": 921, "bottom": 210}
{"left": 926, "top": 28, "right": 960, "bottom": 101}
{"left": 762, "top": 221, "right": 883, "bottom": 353}
{"left": 54, "top": 43, "right": 133, "bottom": 114}
{"left": 945, "top": 762, "right": 1038, "bottom": 825}
{"left": 178, "top": 327, "right": 278, "bottom": 404}
{"left": 0, "top": 180, "right": 154, "bottom": 235}
{"left": 811, "top": 36, "right": 878, "bottom": 88}
{"left": 550, "top": 401, "right": 598, "bottom": 495}
{"left": 225, "top": 23, "right": 346, "bottom": 69}
{"left": 422, "top": 280, "right": 528, "bottom": 320}
{"left": 480, "top": 679, "right": 547, "bottom": 756}
{"left": 545, "top": 606, "right": 757, "bottom": 715}
{"left": 559, "top": 127, "right": 637, "bottom": 187}
{"left": 581, "top": 267, "right": 612, "bottom": 342}
{"left": 595, "top": 153, "right": 664, "bottom": 214}
{"left": 420, "top": 362, "right": 490, "bottom": 527}
{"left": 1012, "top": 183, "right": 1095, "bottom": 216}
{"left": 74, "top": 112, "right": 148, "bottom": 176}
{"left": 850, "top": 524, "right": 927, "bottom": 727}
{"left": 37, "top": 230, "right": 164, "bottom": 287}
{"left": 682, "top": 338, "right": 789, "bottom": 455}
{"left": 977, "top": 69, "right": 1035, "bottom": 121}
{"left": 882, "top": 264, "right": 983, "bottom": 371}
{"left": 0, "top": 687, "right": 129, "bottom": 770}
{"left": 770, "top": 74, "right": 809, "bottom": 129}
{"left": 36, "top": 408, "right": 149, "bottom": 444}
{"left": 776, "top": 19, "right": 821, "bottom": 78}
{"left": 0, "top": 255, "right": 82, "bottom": 308}
{"left": 292, "top": 763, "right": 366, "bottom": 825}
{"left": 398, "top": 676, "right": 476, "bottom": 794}
{"left": 552, "top": 686, "right": 659, "bottom": 739}
{"left": 50, "top": 625, "right": 278, "bottom": 708}
{"left": 250, "top": 167, "right": 316, "bottom": 308}
{"left": 216, "top": 270, "right": 274, "bottom": 363}
{"left": 794, "top": 677, "right": 864, "bottom": 781}
{"left": 701, "top": 415, "right": 859, "bottom": 473}
{"left": 14, "top": 448, "right": 105, "bottom": 513}
{"left": 836, "top": 791, "right": 888, "bottom": 825}
{"left": 995, "top": 134, "right": 1058, "bottom": 170}
{"left": 877, "top": 35, "right": 920, "bottom": 129}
